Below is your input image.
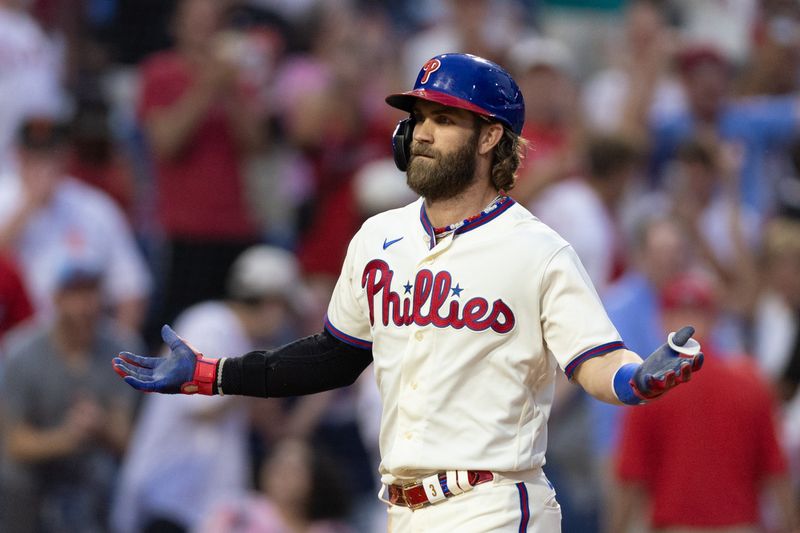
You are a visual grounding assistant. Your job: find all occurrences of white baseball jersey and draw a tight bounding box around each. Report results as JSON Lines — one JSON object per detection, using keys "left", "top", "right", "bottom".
{"left": 325, "top": 197, "right": 623, "bottom": 485}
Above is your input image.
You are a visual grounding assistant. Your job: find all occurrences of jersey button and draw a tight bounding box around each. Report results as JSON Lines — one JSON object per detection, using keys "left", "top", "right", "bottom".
{"left": 404, "top": 432, "right": 413, "bottom": 440}
{"left": 410, "top": 382, "right": 418, "bottom": 390}
{"left": 414, "top": 331, "right": 424, "bottom": 341}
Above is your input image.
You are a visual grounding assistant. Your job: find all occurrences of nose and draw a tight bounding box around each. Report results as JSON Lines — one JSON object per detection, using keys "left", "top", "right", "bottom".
{"left": 412, "top": 118, "right": 433, "bottom": 144}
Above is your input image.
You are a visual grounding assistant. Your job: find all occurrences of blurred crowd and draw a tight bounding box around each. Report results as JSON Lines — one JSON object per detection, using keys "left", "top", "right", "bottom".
{"left": 1, "top": 0, "right": 800, "bottom": 531}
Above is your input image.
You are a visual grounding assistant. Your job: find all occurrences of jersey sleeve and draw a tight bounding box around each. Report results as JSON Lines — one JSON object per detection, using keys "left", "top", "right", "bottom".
{"left": 324, "top": 229, "right": 373, "bottom": 349}
{"left": 539, "top": 245, "right": 624, "bottom": 378}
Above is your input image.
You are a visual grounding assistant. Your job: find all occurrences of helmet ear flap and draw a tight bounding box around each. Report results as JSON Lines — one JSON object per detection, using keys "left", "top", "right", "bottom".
{"left": 392, "top": 118, "right": 414, "bottom": 171}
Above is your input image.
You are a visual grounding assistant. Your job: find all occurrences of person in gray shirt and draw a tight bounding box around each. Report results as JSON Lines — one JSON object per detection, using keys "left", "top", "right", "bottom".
{"left": 1, "top": 260, "right": 140, "bottom": 533}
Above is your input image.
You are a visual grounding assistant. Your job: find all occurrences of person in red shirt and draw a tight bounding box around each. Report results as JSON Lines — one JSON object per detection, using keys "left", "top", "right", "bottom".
{"left": 611, "top": 272, "right": 799, "bottom": 533}
{"left": 0, "top": 254, "right": 33, "bottom": 340}
{"left": 138, "top": 0, "right": 263, "bottom": 332}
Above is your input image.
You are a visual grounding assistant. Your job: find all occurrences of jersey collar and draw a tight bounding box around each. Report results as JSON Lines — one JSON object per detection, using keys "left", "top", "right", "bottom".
{"left": 419, "top": 195, "right": 516, "bottom": 249}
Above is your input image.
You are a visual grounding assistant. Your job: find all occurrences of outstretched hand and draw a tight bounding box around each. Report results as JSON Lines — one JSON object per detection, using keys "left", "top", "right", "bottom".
{"left": 112, "top": 325, "right": 218, "bottom": 394}
{"left": 631, "top": 326, "right": 704, "bottom": 400}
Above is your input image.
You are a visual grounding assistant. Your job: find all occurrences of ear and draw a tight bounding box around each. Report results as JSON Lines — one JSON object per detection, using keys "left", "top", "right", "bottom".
{"left": 477, "top": 122, "right": 504, "bottom": 156}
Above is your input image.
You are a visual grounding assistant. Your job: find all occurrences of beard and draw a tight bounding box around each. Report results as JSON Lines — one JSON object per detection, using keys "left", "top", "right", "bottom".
{"left": 406, "top": 130, "right": 479, "bottom": 202}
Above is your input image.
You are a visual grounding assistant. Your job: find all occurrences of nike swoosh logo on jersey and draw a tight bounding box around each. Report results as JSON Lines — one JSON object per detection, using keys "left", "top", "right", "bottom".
{"left": 383, "top": 237, "right": 404, "bottom": 250}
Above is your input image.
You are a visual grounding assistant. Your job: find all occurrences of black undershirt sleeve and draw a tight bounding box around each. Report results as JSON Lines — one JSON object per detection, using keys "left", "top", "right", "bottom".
{"left": 216, "top": 329, "right": 373, "bottom": 398}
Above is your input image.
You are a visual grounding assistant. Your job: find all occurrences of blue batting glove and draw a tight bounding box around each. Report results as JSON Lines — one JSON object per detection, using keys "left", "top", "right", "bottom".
{"left": 111, "top": 325, "right": 218, "bottom": 394}
{"left": 614, "top": 326, "right": 704, "bottom": 404}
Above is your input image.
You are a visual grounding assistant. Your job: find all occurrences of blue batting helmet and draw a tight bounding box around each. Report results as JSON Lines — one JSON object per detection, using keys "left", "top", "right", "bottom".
{"left": 385, "top": 53, "right": 525, "bottom": 135}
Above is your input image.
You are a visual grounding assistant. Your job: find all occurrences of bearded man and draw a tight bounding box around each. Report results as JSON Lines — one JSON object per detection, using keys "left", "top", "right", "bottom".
{"left": 112, "top": 54, "right": 705, "bottom": 532}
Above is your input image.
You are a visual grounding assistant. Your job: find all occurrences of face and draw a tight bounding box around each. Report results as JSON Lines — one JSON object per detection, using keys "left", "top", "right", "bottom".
{"left": 639, "top": 219, "right": 688, "bottom": 288}
{"left": 261, "top": 439, "right": 312, "bottom": 507}
{"left": 19, "top": 148, "right": 67, "bottom": 203}
{"left": 767, "top": 250, "right": 800, "bottom": 307}
{"left": 174, "top": 0, "right": 223, "bottom": 50}
{"left": 683, "top": 62, "right": 729, "bottom": 120}
{"left": 54, "top": 282, "right": 103, "bottom": 335}
{"left": 407, "top": 101, "right": 481, "bottom": 202}
{"left": 626, "top": 1, "right": 665, "bottom": 49}
{"left": 519, "top": 66, "right": 574, "bottom": 124}
{"left": 679, "top": 160, "right": 716, "bottom": 203}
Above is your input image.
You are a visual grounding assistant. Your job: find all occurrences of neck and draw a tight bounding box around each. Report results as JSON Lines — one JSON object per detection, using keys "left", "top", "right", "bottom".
{"left": 589, "top": 179, "right": 620, "bottom": 211}
{"left": 52, "top": 319, "right": 94, "bottom": 359}
{"left": 424, "top": 177, "right": 498, "bottom": 229}
{"left": 275, "top": 503, "right": 308, "bottom": 531}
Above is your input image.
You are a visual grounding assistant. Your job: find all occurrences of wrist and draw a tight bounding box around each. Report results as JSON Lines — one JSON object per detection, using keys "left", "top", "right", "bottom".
{"left": 613, "top": 363, "right": 645, "bottom": 405}
{"left": 181, "top": 356, "right": 219, "bottom": 395}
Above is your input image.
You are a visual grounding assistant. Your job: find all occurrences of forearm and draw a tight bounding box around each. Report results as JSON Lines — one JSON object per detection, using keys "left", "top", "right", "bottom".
{"left": 6, "top": 424, "right": 78, "bottom": 463}
{"left": 572, "top": 348, "right": 643, "bottom": 405}
{"left": 100, "top": 407, "right": 132, "bottom": 455}
{"left": 226, "top": 98, "right": 264, "bottom": 153}
{"left": 218, "top": 330, "right": 373, "bottom": 397}
{"left": 145, "top": 82, "right": 217, "bottom": 159}
{"left": 606, "top": 481, "right": 645, "bottom": 533}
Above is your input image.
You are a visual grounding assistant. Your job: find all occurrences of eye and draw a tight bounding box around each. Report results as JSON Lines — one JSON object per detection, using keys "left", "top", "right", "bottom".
{"left": 435, "top": 115, "right": 453, "bottom": 125}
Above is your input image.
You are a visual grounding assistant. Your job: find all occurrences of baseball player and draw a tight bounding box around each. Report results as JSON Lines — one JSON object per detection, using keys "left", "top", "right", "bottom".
{"left": 113, "top": 53, "right": 704, "bottom": 532}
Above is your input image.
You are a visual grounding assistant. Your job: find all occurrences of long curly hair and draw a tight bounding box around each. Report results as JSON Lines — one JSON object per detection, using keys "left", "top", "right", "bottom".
{"left": 490, "top": 126, "right": 528, "bottom": 192}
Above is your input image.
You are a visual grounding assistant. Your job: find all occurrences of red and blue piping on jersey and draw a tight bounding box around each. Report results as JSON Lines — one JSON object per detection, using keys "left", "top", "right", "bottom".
{"left": 564, "top": 340, "right": 626, "bottom": 379}
{"left": 419, "top": 196, "right": 516, "bottom": 249}
{"left": 324, "top": 316, "right": 373, "bottom": 350}
{"left": 516, "top": 482, "right": 530, "bottom": 532}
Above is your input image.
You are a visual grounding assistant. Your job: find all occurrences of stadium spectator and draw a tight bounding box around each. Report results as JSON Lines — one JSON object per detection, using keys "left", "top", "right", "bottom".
{"left": 752, "top": 218, "right": 800, "bottom": 496}
{"left": 401, "top": 0, "right": 520, "bottom": 84}
{"left": 0, "top": 0, "right": 63, "bottom": 174}
{"left": 754, "top": 217, "right": 800, "bottom": 402}
{"left": 197, "top": 438, "right": 353, "bottom": 533}
{"left": 138, "top": 0, "right": 264, "bottom": 332}
{"left": 111, "top": 245, "right": 314, "bottom": 533}
{"left": 582, "top": 0, "right": 685, "bottom": 138}
{"left": 537, "top": 0, "right": 627, "bottom": 77}
{"left": 531, "top": 135, "right": 641, "bottom": 292}
{"left": 589, "top": 214, "right": 692, "bottom": 530}
{"left": 648, "top": 43, "right": 800, "bottom": 215}
{"left": 603, "top": 214, "right": 692, "bottom": 359}
{"left": 271, "top": 4, "right": 396, "bottom": 301}
{"left": 667, "top": 138, "right": 761, "bottom": 265}
{"left": 66, "top": 97, "right": 137, "bottom": 218}
{"left": 530, "top": 135, "right": 642, "bottom": 532}
{"left": 507, "top": 35, "right": 584, "bottom": 205}
{"left": 0, "top": 258, "right": 140, "bottom": 533}
{"left": 0, "top": 116, "right": 152, "bottom": 332}
{"left": 738, "top": 6, "right": 800, "bottom": 97}
{"left": 611, "top": 272, "right": 799, "bottom": 533}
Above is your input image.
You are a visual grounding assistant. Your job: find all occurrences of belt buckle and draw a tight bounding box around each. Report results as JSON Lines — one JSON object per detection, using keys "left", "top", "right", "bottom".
{"left": 400, "top": 481, "right": 428, "bottom": 511}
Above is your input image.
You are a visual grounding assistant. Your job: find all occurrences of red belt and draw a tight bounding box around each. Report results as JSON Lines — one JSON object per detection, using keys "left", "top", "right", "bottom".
{"left": 388, "top": 470, "right": 494, "bottom": 510}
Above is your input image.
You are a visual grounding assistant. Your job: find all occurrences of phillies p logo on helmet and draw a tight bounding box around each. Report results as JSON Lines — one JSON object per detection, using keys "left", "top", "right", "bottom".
{"left": 419, "top": 58, "right": 441, "bottom": 85}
